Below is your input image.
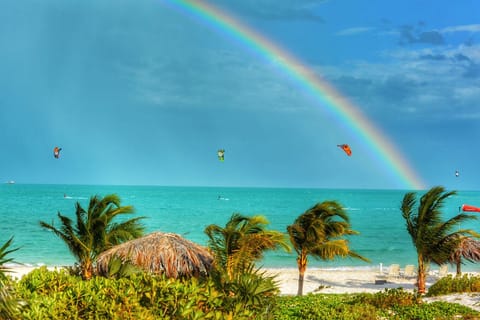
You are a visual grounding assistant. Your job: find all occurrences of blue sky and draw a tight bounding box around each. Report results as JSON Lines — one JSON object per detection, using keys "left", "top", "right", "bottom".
{"left": 1, "top": 0, "right": 479, "bottom": 190}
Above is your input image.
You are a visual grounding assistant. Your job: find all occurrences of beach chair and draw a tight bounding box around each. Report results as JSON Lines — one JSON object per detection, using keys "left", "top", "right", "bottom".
{"left": 437, "top": 265, "right": 448, "bottom": 278}
{"left": 387, "top": 264, "right": 400, "bottom": 278}
{"left": 403, "top": 264, "right": 416, "bottom": 278}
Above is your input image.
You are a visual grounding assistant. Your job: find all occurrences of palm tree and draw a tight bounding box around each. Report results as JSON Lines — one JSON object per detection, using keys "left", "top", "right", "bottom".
{"left": 287, "top": 201, "right": 369, "bottom": 296}
{"left": 204, "top": 213, "right": 290, "bottom": 280}
{"left": 0, "top": 237, "right": 23, "bottom": 319}
{"left": 401, "top": 186, "right": 478, "bottom": 293}
{"left": 40, "top": 194, "right": 145, "bottom": 279}
{"left": 448, "top": 236, "right": 480, "bottom": 276}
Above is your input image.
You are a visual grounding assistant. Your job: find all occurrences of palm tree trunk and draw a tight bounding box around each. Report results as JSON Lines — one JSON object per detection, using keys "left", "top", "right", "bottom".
{"left": 417, "top": 256, "right": 426, "bottom": 294}
{"left": 456, "top": 260, "right": 462, "bottom": 276}
{"left": 296, "top": 252, "right": 307, "bottom": 296}
{"left": 82, "top": 259, "right": 93, "bottom": 280}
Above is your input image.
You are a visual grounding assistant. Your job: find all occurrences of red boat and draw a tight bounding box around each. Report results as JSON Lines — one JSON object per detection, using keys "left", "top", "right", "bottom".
{"left": 461, "top": 204, "right": 480, "bottom": 212}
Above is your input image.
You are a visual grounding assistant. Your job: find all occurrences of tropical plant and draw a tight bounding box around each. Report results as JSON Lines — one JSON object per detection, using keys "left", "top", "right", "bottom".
{"left": 205, "top": 213, "right": 290, "bottom": 280}
{"left": 104, "top": 256, "right": 143, "bottom": 279}
{"left": 287, "top": 201, "right": 369, "bottom": 296}
{"left": 0, "top": 237, "right": 23, "bottom": 319}
{"left": 0, "top": 237, "right": 19, "bottom": 281}
{"left": 209, "top": 263, "right": 279, "bottom": 317}
{"left": 400, "top": 186, "right": 478, "bottom": 294}
{"left": 40, "top": 194, "right": 145, "bottom": 279}
{"left": 448, "top": 235, "right": 480, "bottom": 275}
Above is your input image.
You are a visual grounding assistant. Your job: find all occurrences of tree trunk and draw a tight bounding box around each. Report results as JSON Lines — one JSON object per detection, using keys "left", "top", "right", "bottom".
{"left": 456, "top": 260, "right": 462, "bottom": 276}
{"left": 297, "top": 252, "right": 307, "bottom": 296}
{"left": 82, "top": 259, "right": 93, "bottom": 280}
{"left": 417, "top": 255, "right": 426, "bottom": 294}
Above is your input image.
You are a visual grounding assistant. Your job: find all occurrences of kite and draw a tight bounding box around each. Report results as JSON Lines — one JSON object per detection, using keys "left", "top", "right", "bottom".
{"left": 337, "top": 144, "right": 352, "bottom": 156}
{"left": 461, "top": 204, "right": 480, "bottom": 213}
{"left": 217, "top": 149, "right": 225, "bottom": 162}
{"left": 455, "top": 170, "right": 459, "bottom": 177}
{"left": 53, "top": 146, "right": 62, "bottom": 159}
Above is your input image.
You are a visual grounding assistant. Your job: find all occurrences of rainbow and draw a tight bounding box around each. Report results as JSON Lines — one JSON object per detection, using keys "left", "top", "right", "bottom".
{"left": 162, "top": 0, "right": 426, "bottom": 190}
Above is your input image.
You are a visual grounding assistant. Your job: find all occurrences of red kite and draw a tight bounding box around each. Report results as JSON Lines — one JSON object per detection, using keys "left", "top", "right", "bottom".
{"left": 337, "top": 144, "right": 352, "bottom": 156}
{"left": 461, "top": 204, "right": 480, "bottom": 213}
{"left": 53, "top": 146, "right": 62, "bottom": 159}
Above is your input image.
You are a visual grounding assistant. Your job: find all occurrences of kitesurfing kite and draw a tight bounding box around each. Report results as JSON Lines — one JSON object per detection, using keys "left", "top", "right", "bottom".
{"left": 461, "top": 204, "right": 480, "bottom": 213}
{"left": 455, "top": 170, "right": 460, "bottom": 177}
{"left": 217, "top": 149, "right": 225, "bottom": 162}
{"left": 337, "top": 144, "right": 352, "bottom": 156}
{"left": 53, "top": 146, "right": 62, "bottom": 159}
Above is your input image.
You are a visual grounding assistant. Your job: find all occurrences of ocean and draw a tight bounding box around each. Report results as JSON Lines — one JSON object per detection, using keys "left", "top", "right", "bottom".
{"left": 1, "top": 184, "right": 479, "bottom": 272}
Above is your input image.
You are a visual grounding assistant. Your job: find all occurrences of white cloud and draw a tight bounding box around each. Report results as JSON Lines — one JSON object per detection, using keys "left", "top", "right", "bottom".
{"left": 336, "top": 27, "right": 373, "bottom": 36}
{"left": 441, "top": 24, "right": 480, "bottom": 34}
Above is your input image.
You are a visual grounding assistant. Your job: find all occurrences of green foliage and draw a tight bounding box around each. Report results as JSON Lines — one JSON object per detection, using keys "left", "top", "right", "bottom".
{"left": 271, "top": 290, "right": 480, "bottom": 320}
{"left": 0, "top": 237, "right": 19, "bottom": 281}
{"left": 353, "top": 288, "right": 422, "bottom": 308}
{"left": 0, "top": 237, "right": 24, "bottom": 319}
{"left": 15, "top": 267, "right": 267, "bottom": 319}
{"left": 287, "top": 201, "right": 368, "bottom": 295}
{"left": 427, "top": 274, "right": 480, "bottom": 296}
{"left": 209, "top": 264, "right": 278, "bottom": 317}
{"left": 39, "top": 194, "right": 145, "bottom": 279}
{"left": 205, "top": 213, "right": 290, "bottom": 279}
{"left": 11, "top": 267, "right": 480, "bottom": 319}
{"left": 400, "top": 186, "right": 478, "bottom": 293}
{"left": 104, "top": 256, "right": 142, "bottom": 279}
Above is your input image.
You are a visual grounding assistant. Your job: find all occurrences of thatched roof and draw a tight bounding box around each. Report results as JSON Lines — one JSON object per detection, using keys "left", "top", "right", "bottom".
{"left": 96, "top": 232, "right": 213, "bottom": 278}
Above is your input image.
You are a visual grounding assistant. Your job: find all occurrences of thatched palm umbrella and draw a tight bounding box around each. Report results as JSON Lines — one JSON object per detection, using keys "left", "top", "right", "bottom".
{"left": 96, "top": 232, "right": 213, "bottom": 278}
{"left": 449, "top": 236, "right": 480, "bottom": 275}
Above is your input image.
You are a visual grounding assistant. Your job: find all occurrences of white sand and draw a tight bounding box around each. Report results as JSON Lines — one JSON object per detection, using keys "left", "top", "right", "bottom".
{"left": 262, "top": 267, "right": 480, "bottom": 311}
{"left": 263, "top": 267, "right": 419, "bottom": 295}
{"left": 6, "top": 265, "right": 480, "bottom": 311}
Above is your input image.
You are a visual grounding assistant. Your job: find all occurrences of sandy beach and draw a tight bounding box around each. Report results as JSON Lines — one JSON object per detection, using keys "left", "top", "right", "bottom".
{"left": 8, "top": 265, "right": 480, "bottom": 312}
{"left": 262, "top": 267, "right": 480, "bottom": 312}
{"left": 263, "top": 267, "right": 419, "bottom": 295}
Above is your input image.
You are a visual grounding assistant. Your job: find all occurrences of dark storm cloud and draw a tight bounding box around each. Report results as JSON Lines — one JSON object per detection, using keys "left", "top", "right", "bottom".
{"left": 211, "top": 0, "right": 325, "bottom": 22}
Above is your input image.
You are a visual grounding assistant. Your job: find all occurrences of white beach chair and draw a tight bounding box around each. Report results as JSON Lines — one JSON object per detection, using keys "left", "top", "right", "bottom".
{"left": 437, "top": 265, "right": 448, "bottom": 278}
{"left": 387, "top": 264, "right": 400, "bottom": 278}
{"left": 403, "top": 264, "right": 416, "bottom": 278}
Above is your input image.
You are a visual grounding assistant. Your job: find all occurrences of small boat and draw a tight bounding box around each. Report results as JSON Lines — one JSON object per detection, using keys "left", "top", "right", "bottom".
{"left": 461, "top": 204, "right": 480, "bottom": 212}
{"left": 6, "top": 180, "right": 15, "bottom": 184}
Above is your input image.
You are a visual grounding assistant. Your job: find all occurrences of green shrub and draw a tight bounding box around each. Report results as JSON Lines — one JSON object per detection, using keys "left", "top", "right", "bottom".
{"left": 352, "top": 288, "right": 421, "bottom": 308}
{"left": 427, "top": 274, "right": 480, "bottom": 296}
{"left": 15, "top": 268, "right": 265, "bottom": 319}
{"left": 13, "top": 268, "right": 480, "bottom": 319}
{"left": 271, "top": 290, "right": 480, "bottom": 320}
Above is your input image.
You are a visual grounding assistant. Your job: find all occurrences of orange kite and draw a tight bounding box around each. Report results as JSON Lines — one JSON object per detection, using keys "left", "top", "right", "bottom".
{"left": 53, "top": 146, "right": 62, "bottom": 159}
{"left": 337, "top": 144, "right": 352, "bottom": 156}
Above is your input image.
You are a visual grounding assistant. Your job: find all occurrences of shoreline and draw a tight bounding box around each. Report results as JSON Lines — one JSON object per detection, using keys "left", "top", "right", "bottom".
{"left": 5, "top": 264, "right": 449, "bottom": 294}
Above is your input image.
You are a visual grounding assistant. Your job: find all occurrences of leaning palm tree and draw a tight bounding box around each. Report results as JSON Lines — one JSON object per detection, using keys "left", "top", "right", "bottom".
{"left": 205, "top": 213, "right": 290, "bottom": 280}
{"left": 40, "top": 194, "right": 145, "bottom": 279}
{"left": 401, "top": 186, "right": 478, "bottom": 294}
{"left": 287, "top": 201, "right": 369, "bottom": 296}
{"left": 448, "top": 235, "right": 480, "bottom": 276}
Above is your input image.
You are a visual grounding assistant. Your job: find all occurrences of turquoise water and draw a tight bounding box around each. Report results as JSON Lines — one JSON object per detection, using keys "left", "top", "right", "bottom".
{"left": 1, "top": 184, "right": 479, "bottom": 271}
